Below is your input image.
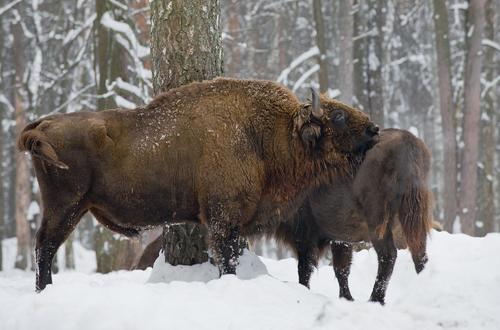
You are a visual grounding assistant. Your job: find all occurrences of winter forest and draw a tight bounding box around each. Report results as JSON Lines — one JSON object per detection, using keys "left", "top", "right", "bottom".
{"left": 1, "top": 0, "right": 500, "bottom": 329}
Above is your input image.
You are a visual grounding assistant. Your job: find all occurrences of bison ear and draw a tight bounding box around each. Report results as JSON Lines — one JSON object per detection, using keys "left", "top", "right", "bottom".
{"left": 300, "top": 123, "right": 322, "bottom": 150}
{"left": 310, "top": 87, "right": 323, "bottom": 119}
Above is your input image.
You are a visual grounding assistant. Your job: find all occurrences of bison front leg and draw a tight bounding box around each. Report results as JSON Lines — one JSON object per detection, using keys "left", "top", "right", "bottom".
{"left": 331, "top": 241, "right": 354, "bottom": 301}
{"left": 209, "top": 224, "right": 241, "bottom": 275}
{"left": 369, "top": 231, "right": 397, "bottom": 304}
{"left": 207, "top": 203, "right": 242, "bottom": 275}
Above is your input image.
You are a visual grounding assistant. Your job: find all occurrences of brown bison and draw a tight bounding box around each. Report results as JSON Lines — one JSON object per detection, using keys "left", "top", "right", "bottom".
{"left": 18, "top": 78, "right": 378, "bottom": 291}
{"left": 269, "top": 128, "right": 433, "bottom": 304}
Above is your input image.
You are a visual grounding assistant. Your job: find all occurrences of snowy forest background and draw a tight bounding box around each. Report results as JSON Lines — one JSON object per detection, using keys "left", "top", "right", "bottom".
{"left": 0, "top": 0, "right": 499, "bottom": 272}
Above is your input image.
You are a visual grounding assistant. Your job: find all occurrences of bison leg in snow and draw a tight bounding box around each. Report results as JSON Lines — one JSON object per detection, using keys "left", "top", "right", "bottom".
{"left": 331, "top": 241, "right": 354, "bottom": 301}
{"left": 207, "top": 201, "right": 242, "bottom": 275}
{"left": 295, "top": 241, "right": 319, "bottom": 288}
{"left": 209, "top": 223, "right": 241, "bottom": 275}
{"left": 35, "top": 203, "right": 86, "bottom": 292}
{"left": 369, "top": 230, "right": 397, "bottom": 304}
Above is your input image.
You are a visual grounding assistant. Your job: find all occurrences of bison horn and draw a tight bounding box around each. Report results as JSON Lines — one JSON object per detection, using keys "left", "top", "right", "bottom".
{"left": 310, "top": 87, "right": 323, "bottom": 119}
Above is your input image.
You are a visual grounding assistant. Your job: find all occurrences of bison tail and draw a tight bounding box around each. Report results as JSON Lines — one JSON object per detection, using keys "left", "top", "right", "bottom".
{"left": 399, "top": 179, "right": 432, "bottom": 274}
{"left": 17, "top": 122, "right": 69, "bottom": 170}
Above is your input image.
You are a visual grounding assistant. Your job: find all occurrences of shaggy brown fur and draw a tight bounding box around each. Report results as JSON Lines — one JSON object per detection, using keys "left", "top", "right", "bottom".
{"left": 18, "top": 78, "right": 377, "bottom": 291}
{"left": 268, "top": 128, "right": 433, "bottom": 304}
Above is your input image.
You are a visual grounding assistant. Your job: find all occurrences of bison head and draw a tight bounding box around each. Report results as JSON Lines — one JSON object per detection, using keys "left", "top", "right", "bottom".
{"left": 296, "top": 88, "right": 379, "bottom": 156}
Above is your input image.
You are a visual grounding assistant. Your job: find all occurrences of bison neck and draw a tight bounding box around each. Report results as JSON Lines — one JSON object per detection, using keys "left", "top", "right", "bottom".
{"left": 264, "top": 122, "right": 352, "bottom": 205}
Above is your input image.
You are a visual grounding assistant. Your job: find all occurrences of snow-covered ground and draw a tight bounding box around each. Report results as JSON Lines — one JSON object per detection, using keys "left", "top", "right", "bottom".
{"left": 1, "top": 231, "right": 499, "bottom": 330}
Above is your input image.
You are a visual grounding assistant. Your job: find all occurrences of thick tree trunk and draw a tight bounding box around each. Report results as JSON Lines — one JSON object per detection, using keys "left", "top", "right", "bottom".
{"left": 432, "top": 0, "right": 459, "bottom": 232}
{"left": 150, "top": 0, "right": 223, "bottom": 94}
{"left": 312, "top": 0, "right": 329, "bottom": 93}
{"left": 337, "top": 0, "right": 354, "bottom": 103}
{"left": 459, "top": 0, "right": 486, "bottom": 235}
{"left": 476, "top": 0, "right": 496, "bottom": 236}
{"left": 150, "top": 0, "right": 223, "bottom": 266}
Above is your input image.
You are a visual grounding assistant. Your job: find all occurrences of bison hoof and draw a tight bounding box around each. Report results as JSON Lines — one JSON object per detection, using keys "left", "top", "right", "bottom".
{"left": 414, "top": 254, "right": 428, "bottom": 274}
{"left": 340, "top": 293, "right": 354, "bottom": 301}
{"left": 369, "top": 295, "right": 385, "bottom": 305}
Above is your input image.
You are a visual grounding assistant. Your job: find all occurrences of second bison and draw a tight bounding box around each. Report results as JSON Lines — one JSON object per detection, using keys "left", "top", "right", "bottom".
{"left": 18, "top": 78, "right": 378, "bottom": 291}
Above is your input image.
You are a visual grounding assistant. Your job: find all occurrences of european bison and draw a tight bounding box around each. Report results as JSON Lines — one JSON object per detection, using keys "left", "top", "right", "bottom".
{"left": 18, "top": 78, "right": 378, "bottom": 291}
{"left": 269, "top": 128, "right": 433, "bottom": 304}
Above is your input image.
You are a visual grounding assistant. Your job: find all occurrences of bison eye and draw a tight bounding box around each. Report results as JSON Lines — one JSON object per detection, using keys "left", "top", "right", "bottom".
{"left": 331, "top": 110, "right": 345, "bottom": 126}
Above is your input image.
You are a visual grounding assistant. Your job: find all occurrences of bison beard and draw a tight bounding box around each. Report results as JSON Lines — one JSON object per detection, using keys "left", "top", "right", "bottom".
{"left": 269, "top": 128, "right": 433, "bottom": 304}
{"left": 17, "top": 78, "right": 377, "bottom": 291}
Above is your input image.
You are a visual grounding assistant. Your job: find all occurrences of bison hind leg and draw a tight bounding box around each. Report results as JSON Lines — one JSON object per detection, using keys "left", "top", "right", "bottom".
{"left": 414, "top": 253, "right": 428, "bottom": 274}
{"left": 36, "top": 202, "right": 88, "bottom": 292}
{"left": 369, "top": 230, "right": 397, "bottom": 305}
{"left": 295, "top": 240, "right": 320, "bottom": 288}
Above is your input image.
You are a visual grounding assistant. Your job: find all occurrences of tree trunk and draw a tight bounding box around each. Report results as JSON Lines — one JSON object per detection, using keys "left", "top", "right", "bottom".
{"left": 365, "top": 0, "right": 386, "bottom": 126}
{"left": 353, "top": 0, "right": 367, "bottom": 110}
{"left": 96, "top": 0, "right": 112, "bottom": 110}
{"left": 65, "top": 233, "right": 75, "bottom": 269}
{"left": 150, "top": 0, "right": 223, "bottom": 266}
{"left": 312, "top": 0, "right": 329, "bottom": 93}
{"left": 337, "top": 0, "right": 354, "bottom": 103}
{"left": 150, "top": 0, "right": 223, "bottom": 94}
{"left": 353, "top": 0, "right": 386, "bottom": 126}
{"left": 0, "top": 126, "right": 3, "bottom": 271}
{"left": 459, "top": 0, "right": 486, "bottom": 235}
{"left": 432, "top": 0, "right": 459, "bottom": 232}
{"left": 94, "top": 0, "right": 143, "bottom": 271}
{"left": 476, "top": 0, "right": 496, "bottom": 236}
{"left": 12, "top": 21, "right": 31, "bottom": 270}
{"left": 225, "top": 0, "right": 242, "bottom": 76}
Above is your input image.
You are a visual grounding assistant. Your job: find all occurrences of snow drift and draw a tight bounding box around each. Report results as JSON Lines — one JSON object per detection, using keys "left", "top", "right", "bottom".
{"left": 1, "top": 231, "right": 499, "bottom": 330}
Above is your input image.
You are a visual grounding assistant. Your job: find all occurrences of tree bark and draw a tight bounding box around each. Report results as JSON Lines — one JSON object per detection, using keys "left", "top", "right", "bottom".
{"left": 353, "top": 0, "right": 367, "bottom": 110}
{"left": 96, "top": 0, "right": 112, "bottom": 110}
{"left": 312, "top": 0, "right": 329, "bottom": 93}
{"left": 94, "top": 0, "right": 143, "bottom": 271}
{"left": 65, "top": 233, "right": 75, "bottom": 269}
{"left": 476, "top": 0, "right": 496, "bottom": 236}
{"left": 337, "top": 0, "right": 354, "bottom": 103}
{"left": 353, "top": 0, "right": 386, "bottom": 126}
{"left": 0, "top": 124, "right": 3, "bottom": 271}
{"left": 432, "top": 0, "right": 459, "bottom": 232}
{"left": 12, "top": 21, "right": 31, "bottom": 270}
{"left": 366, "top": 0, "right": 386, "bottom": 126}
{"left": 150, "top": 0, "right": 223, "bottom": 266}
{"left": 459, "top": 0, "right": 486, "bottom": 235}
{"left": 150, "top": 0, "right": 223, "bottom": 94}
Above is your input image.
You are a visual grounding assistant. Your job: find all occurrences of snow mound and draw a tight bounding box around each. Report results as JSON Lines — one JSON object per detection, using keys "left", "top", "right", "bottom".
{"left": 149, "top": 249, "right": 268, "bottom": 283}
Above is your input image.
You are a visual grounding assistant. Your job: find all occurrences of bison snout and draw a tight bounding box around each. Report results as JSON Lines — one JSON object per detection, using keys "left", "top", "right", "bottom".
{"left": 365, "top": 124, "right": 379, "bottom": 137}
